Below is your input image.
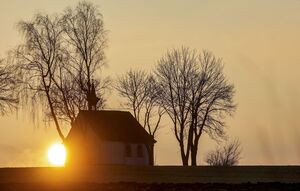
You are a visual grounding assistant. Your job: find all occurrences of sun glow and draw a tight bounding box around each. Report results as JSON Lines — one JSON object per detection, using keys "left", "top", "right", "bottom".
{"left": 47, "top": 143, "right": 67, "bottom": 166}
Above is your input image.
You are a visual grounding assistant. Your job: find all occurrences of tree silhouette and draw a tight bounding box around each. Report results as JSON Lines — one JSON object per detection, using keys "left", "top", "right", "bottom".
{"left": 205, "top": 138, "right": 242, "bottom": 166}
{"left": 0, "top": 59, "right": 19, "bottom": 115}
{"left": 62, "top": 1, "right": 109, "bottom": 111}
{"left": 14, "top": 1, "right": 108, "bottom": 140}
{"left": 15, "top": 13, "right": 66, "bottom": 140}
{"left": 155, "top": 47, "right": 235, "bottom": 165}
{"left": 116, "top": 70, "right": 164, "bottom": 165}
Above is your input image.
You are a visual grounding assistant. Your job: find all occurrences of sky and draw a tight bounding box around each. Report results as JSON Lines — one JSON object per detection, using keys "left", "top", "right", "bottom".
{"left": 0, "top": 0, "right": 300, "bottom": 166}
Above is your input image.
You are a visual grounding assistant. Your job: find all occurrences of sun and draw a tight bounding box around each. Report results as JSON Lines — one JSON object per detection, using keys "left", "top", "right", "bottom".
{"left": 47, "top": 143, "right": 67, "bottom": 166}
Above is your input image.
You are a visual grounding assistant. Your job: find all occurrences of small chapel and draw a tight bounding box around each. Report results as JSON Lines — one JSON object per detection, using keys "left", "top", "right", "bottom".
{"left": 64, "top": 83, "right": 155, "bottom": 165}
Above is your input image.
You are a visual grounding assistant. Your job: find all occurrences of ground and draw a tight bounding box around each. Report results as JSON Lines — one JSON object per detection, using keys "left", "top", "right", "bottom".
{"left": 1, "top": 182, "right": 300, "bottom": 191}
{"left": 0, "top": 166, "right": 299, "bottom": 190}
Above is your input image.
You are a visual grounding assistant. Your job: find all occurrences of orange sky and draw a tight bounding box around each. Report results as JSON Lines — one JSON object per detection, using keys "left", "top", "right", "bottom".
{"left": 0, "top": 0, "right": 300, "bottom": 166}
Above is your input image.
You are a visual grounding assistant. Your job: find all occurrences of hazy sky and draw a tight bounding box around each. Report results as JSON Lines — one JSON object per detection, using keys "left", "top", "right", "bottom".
{"left": 1, "top": 0, "right": 300, "bottom": 166}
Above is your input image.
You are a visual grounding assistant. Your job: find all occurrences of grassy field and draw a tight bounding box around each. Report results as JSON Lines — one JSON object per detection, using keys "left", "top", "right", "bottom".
{"left": 0, "top": 165, "right": 299, "bottom": 184}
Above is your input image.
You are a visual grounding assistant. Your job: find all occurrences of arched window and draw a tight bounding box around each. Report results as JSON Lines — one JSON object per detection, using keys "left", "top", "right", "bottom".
{"left": 125, "top": 144, "right": 132, "bottom": 157}
{"left": 137, "top": 144, "right": 144, "bottom": 157}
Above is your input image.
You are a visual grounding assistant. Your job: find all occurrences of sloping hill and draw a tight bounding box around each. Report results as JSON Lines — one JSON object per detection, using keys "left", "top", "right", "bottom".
{"left": 0, "top": 166, "right": 299, "bottom": 184}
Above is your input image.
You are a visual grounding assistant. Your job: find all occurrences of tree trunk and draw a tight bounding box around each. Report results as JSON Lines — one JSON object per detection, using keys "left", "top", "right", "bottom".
{"left": 191, "top": 136, "right": 200, "bottom": 166}
{"left": 181, "top": 154, "right": 189, "bottom": 166}
{"left": 47, "top": 95, "right": 65, "bottom": 141}
{"left": 180, "top": 142, "right": 189, "bottom": 166}
{"left": 191, "top": 144, "right": 198, "bottom": 166}
{"left": 186, "top": 124, "right": 194, "bottom": 166}
{"left": 43, "top": 80, "right": 65, "bottom": 141}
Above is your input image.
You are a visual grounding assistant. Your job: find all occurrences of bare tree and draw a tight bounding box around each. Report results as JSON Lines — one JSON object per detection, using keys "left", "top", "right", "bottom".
{"left": 155, "top": 47, "right": 235, "bottom": 166}
{"left": 0, "top": 59, "right": 19, "bottom": 115}
{"left": 116, "top": 70, "right": 164, "bottom": 165}
{"left": 14, "top": 1, "right": 109, "bottom": 141}
{"left": 50, "top": 1, "right": 109, "bottom": 122}
{"left": 62, "top": 1, "right": 108, "bottom": 110}
{"left": 116, "top": 70, "right": 148, "bottom": 121}
{"left": 205, "top": 138, "right": 242, "bottom": 166}
{"left": 189, "top": 50, "right": 236, "bottom": 166}
{"left": 15, "top": 13, "right": 66, "bottom": 140}
{"left": 155, "top": 48, "right": 198, "bottom": 165}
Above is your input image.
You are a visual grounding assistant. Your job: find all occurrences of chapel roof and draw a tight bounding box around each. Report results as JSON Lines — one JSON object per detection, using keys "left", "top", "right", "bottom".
{"left": 66, "top": 110, "right": 156, "bottom": 144}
